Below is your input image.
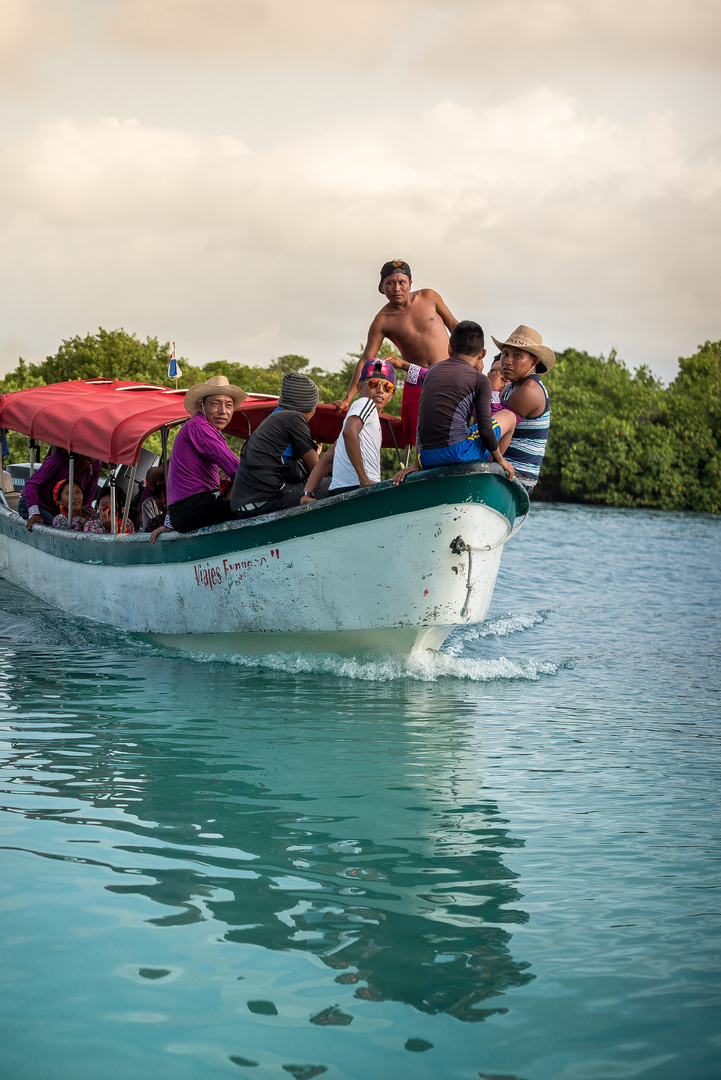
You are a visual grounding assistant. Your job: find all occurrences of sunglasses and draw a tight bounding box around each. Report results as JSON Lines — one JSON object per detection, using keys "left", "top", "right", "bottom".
{"left": 367, "top": 379, "right": 395, "bottom": 393}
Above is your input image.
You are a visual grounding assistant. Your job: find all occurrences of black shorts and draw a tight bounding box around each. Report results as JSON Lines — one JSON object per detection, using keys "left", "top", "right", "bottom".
{"left": 168, "top": 490, "right": 235, "bottom": 533}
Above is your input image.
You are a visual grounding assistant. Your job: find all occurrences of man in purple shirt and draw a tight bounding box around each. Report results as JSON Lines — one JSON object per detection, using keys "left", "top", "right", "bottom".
{"left": 146, "top": 373, "right": 245, "bottom": 537}
{"left": 21, "top": 450, "right": 101, "bottom": 530}
{"left": 162, "top": 375, "right": 247, "bottom": 534}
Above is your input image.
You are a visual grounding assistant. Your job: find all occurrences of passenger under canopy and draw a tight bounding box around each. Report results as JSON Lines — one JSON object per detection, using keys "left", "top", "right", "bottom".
{"left": 0, "top": 379, "right": 407, "bottom": 465}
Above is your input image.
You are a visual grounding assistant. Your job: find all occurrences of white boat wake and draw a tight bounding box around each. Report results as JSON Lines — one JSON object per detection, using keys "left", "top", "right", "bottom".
{"left": 207, "top": 649, "right": 560, "bottom": 683}
{"left": 0, "top": 577, "right": 560, "bottom": 684}
{"left": 182, "top": 609, "right": 560, "bottom": 682}
{"left": 442, "top": 609, "right": 549, "bottom": 654}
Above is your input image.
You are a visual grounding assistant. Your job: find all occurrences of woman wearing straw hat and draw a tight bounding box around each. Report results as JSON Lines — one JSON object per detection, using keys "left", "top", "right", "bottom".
{"left": 160, "top": 374, "right": 247, "bottom": 535}
{"left": 492, "top": 326, "right": 555, "bottom": 493}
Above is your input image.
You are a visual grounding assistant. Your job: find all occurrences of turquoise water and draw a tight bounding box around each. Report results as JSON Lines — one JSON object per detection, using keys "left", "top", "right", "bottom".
{"left": 1, "top": 504, "right": 719, "bottom": 1080}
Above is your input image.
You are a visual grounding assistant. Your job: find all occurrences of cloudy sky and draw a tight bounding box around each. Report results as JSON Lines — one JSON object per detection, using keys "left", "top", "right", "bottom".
{"left": 1, "top": 0, "right": 719, "bottom": 383}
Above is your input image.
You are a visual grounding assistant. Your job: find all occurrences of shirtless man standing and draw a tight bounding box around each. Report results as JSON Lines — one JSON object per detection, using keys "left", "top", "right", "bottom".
{"left": 332, "top": 260, "right": 457, "bottom": 446}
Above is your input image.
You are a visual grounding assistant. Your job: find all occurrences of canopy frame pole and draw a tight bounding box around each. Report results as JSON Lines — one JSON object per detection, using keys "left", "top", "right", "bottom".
{"left": 120, "top": 460, "right": 139, "bottom": 535}
{"left": 67, "top": 453, "right": 75, "bottom": 530}
{"left": 0, "top": 429, "right": 7, "bottom": 511}
{"left": 109, "top": 469, "right": 117, "bottom": 534}
{"left": 159, "top": 417, "right": 187, "bottom": 488}
{"left": 384, "top": 418, "right": 403, "bottom": 467}
{"left": 161, "top": 426, "right": 169, "bottom": 489}
{"left": 29, "top": 438, "right": 37, "bottom": 475}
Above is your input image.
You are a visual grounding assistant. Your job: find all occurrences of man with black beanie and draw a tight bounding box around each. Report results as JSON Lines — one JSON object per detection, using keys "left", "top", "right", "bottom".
{"left": 230, "top": 372, "right": 320, "bottom": 519}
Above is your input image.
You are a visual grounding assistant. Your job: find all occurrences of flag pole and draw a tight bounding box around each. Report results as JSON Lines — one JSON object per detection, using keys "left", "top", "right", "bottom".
{"left": 168, "top": 342, "right": 181, "bottom": 388}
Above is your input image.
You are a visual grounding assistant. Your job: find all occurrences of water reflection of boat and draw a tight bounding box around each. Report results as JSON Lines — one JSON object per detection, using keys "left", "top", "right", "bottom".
{"left": 0, "top": 380, "right": 529, "bottom": 655}
{"left": 3, "top": 648, "right": 534, "bottom": 1023}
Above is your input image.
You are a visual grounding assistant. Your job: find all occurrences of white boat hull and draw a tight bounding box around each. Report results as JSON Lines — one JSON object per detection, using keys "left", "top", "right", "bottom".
{"left": 0, "top": 466, "right": 528, "bottom": 654}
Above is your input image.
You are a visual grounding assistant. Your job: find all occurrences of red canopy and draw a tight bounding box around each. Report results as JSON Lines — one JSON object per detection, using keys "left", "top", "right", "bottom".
{"left": 0, "top": 380, "right": 407, "bottom": 464}
{"left": 0, "top": 380, "right": 195, "bottom": 464}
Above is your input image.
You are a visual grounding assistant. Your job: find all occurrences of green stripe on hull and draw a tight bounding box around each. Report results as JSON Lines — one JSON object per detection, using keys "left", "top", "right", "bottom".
{"left": 0, "top": 464, "right": 528, "bottom": 567}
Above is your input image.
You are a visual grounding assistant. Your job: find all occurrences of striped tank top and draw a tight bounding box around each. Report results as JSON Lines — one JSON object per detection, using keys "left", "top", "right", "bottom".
{"left": 502, "top": 375, "right": 550, "bottom": 487}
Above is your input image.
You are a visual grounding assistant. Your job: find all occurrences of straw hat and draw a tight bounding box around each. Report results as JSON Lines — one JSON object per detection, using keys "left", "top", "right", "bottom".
{"left": 184, "top": 375, "right": 247, "bottom": 416}
{"left": 490, "top": 325, "right": 555, "bottom": 373}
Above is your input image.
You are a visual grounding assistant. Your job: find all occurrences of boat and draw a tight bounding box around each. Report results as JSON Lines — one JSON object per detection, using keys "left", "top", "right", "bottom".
{"left": 0, "top": 379, "right": 529, "bottom": 655}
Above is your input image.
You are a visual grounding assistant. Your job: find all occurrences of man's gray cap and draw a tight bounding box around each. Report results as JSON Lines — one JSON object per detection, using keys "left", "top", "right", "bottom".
{"left": 278, "top": 371, "right": 319, "bottom": 412}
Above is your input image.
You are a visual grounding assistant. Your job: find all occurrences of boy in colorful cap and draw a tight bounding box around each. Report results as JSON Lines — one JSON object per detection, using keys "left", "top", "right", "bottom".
{"left": 332, "top": 260, "right": 457, "bottom": 448}
{"left": 303, "top": 359, "right": 396, "bottom": 500}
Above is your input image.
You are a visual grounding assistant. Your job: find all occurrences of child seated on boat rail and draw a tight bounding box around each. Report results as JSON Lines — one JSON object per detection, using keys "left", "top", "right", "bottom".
{"left": 301, "top": 359, "right": 396, "bottom": 502}
{"left": 392, "top": 321, "right": 516, "bottom": 485}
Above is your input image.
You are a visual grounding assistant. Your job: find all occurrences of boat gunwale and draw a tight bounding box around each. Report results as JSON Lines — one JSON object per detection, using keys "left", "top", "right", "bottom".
{"left": 0, "top": 464, "right": 529, "bottom": 567}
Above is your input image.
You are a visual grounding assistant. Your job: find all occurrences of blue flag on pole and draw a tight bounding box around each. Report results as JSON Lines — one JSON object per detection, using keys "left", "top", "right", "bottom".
{"left": 168, "top": 344, "right": 180, "bottom": 380}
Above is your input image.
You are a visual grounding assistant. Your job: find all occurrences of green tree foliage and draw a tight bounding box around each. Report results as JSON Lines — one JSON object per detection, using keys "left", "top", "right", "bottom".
{"left": 0, "top": 329, "right": 203, "bottom": 461}
{"left": 535, "top": 340, "right": 721, "bottom": 512}
{"left": 28, "top": 328, "right": 192, "bottom": 386}
{"left": 2, "top": 328, "right": 717, "bottom": 511}
{"left": 267, "top": 354, "right": 310, "bottom": 374}
{"left": 662, "top": 340, "right": 721, "bottom": 513}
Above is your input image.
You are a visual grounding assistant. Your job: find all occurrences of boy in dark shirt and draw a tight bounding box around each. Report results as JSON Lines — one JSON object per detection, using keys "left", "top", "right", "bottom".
{"left": 231, "top": 372, "right": 320, "bottom": 518}
{"left": 393, "top": 321, "right": 515, "bottom": 484}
